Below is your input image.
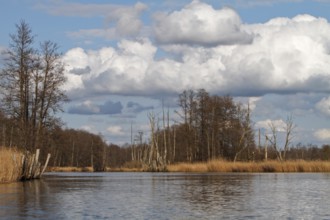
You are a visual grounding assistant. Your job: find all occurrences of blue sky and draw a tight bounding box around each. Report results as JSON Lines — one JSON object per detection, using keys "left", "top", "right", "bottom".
{"left": 1, "top": 0, "right": 330, "bottom": 146}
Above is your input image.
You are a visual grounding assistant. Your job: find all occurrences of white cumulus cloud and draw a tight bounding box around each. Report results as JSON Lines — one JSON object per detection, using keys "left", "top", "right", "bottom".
{"left": 62, "top": 38, "right": 157, "bottom": 97}
{"left": 153, "top": 0, "right": 252, "bottom": 46}
{"left": 314, "top": 129, "right": 330, "bottom": 141}
{"left": 62, "top": 2, "right": 330, "bottom": 100}
{"left": 248, "top": 97, "right": 261, "bottom": 111}
{"left": 315, "top": 96, "right": 330, "bottom": 116}
{"left": 107, "top": 126, "right": 125, "bottom": 136}
{"left": 255, "top": 119, "right": 286, "bottom": 132}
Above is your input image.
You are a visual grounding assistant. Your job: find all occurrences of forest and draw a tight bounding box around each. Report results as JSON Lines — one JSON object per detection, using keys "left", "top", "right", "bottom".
{"left": 1, "top": 21, "right": 330, "bottom": 172}
{"left": 2, "top": 86, "right": 330, "bottom": 171}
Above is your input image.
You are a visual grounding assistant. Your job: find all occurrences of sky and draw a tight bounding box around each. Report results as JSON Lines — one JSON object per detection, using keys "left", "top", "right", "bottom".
{"left": 1, "top": 0, "right": 330, "bottom": 147}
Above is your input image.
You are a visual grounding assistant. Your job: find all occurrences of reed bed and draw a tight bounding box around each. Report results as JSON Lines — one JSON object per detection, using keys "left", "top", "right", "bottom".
{"left": 109, "top": 167, "right": 143, "bottom": 172}
{"left": 48, "top": 166, "right": 94, "bottom": 172}
{"left": 167, "top": 160, "right": 330, "bottom": 173}
{"left": 48, "top": 166, "right": 143, "bottom": 172}
{"left": 0, "top": 148, "right": 24, "bottom": 183}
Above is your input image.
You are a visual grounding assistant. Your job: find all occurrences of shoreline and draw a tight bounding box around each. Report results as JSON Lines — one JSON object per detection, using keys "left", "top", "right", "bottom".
{"left": 46, "top": 166, "right": 143, "bottom": 173}
{"left": 3, "top": 156, "right": 330, "bottom": 183}
{"left": 167, "top": 160, "right": 330, "bottom": 173}
{"left": 46, "top": 160, "right": 330, "bottom": 173}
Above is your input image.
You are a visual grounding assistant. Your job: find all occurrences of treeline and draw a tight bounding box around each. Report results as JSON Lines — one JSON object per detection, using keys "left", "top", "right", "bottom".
{"left": 111, "top": 89, "right": 330, "bottom": 168}
{"left": 240, "top": 144, "right": 330, "bottom": 161}
{"left": 0, "top": 21, "right": 110, "bottom": 171}
{"left": 0, "top": 111, "right": 109, "bottom": 170}
{"left": 114, "top": 89, "right": 257, "bottom": 170}
{"left": 111, "top": 142, "right": 330, "bottom": 169}
{"left": 175, "top": 89, "right": 255, "bottom": 162}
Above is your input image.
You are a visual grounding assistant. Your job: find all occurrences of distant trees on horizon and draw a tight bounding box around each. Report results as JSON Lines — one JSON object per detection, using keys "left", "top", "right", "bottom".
{"left": 113, "top": 89, "right": 330, "bottom": 169}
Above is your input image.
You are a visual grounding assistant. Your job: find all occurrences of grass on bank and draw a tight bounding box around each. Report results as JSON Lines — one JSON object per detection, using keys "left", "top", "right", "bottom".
{"left": 47, "top": 166, "right": 142, "bottom": 172}
{"left": 167, "top": 159, "right": 330, "bottom": 172}
{"left": 47, "top": 166, "right": 94, "bottom": 172}
{"left": 47, "top": 160, "right": 330, "bottom": 173}
{"left": 0, "top": 148, "right": 24, "bottom": 183}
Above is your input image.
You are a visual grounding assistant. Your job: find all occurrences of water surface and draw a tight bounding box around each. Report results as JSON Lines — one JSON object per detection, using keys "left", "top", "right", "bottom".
{"left": 0, "top": 172, "right": 329, "bottom": 219}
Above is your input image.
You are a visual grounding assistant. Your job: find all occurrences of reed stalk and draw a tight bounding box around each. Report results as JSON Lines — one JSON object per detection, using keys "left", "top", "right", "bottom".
{"left": 167, "top": 159, "right": 330, "bottom": 173}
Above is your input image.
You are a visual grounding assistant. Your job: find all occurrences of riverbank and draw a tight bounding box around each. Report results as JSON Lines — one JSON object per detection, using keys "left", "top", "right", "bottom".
{"left": 0, "top": 148, "right": 24, "bottom": 183}
{"left": 47, "top": 166, "right": 142, "bottom": 172}
{"left": 46, "top": 160, "right": 330, "bottom": 173}
{"left": 167, "top": 160, "right": 330, "bottom": 172}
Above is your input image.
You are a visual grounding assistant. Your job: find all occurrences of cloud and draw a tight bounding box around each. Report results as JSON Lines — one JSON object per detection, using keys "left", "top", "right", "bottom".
{"left": 247, "top": 97, "right": 261, "bottom": 111}
{"left": 0, "top": 45, "right": 7, "bottom": 66}
{"left": 314, "top": 129, "right": 330, "bottom": 141}
{"left": 37, "top": 1, "right": 147, "bottom": 39}
{"left": 70, "top": 66, "right": 91, "bottom": 75}
{"left": 67, "top": 29, "right": 117, "bottom": 41}
{"left": 62, "top": 2, "right": 330, "bottom": 100}
{"left": 251, "top": 93, "right": 320, "bottom": 118}
{"left": 105, "top": 2, "right": 147, "bottom": 36}
{"left": 153, "top": 1, "right": 253, "bottom": 46}
{"left": 68, "top": 100, "right": 123, "bottom": 115}
{"left": 209, "top": 14, "right": 330, "bottom": 96}
{"left": 255, "top": 119, "right": 286, "bottom": 132}
{"left": 126, "top": 101, "right": 154, "bottom": 113}
{"left": 233, "top": 0, "right": 303, "bottom": 7}
{"left": 80, "top": 125, "right": 96, "bottom": 133}
{"left": 36, "top": 1, "right": 147, "bottom": 18}
{"left": 67, "top": 101, "right": 99, "bottom": 115}
{"left": 62, "top": 38, "right": 158, "bottom": 97}
{"left": 315, "top": 96, "right": 330, "bottom": 116}
{"left": 99, "top": 101, "right": 123, "bottom": 114}
{"left": 107, "top": 125, "right": 125, "bottom": 136}
{"left": 0, "top": 45, "right": 6, "bottom": 52}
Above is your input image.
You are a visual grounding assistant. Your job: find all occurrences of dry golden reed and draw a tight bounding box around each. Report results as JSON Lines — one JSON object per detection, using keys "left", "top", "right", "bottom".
{"left": 0, "top": 147, "right": 24, "bottom": 183}
{"left": 48, "top": 166, "right": 143, "bottom": 172}
{"left": 48, "top": 166, "right": 94, "bottom": 172}
{"left": 167, "top": 159, "right": 330, "bottom": 173}
{"left": 44, "top": 160, "right": 330, "bottom": 173}
{"left": 167, "top": 162, "right": 209, "bottom": 172}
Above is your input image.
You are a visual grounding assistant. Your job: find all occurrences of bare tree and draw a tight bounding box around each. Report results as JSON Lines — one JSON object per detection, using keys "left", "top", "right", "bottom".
{"left": 143, "top": 112, "right": 167, "bottom": 171}
{"left": 266, "top": 115, "right": 295, "bottom": 161}
{"left": 267, "top": 121, "right": 282, "bottom": 161}
{"left": 283, "top": 115, "right": 296, "bottom": 160}
{"left": 0, "top": 20, "right": 36, "bottom": 149}
{"left": 33, "top": 41, "right": 68, "bottom": 149}
{"left": 233, "top": 102, "right": 254, "bottom": 162}
{"left": 175, "top": 90, "right": 256, "bottom": 162}
{"left": 0, "top": 21, "right": 67, "bottom": 150}
{"left": 162, "top": 100, "right": 168, "bottom": 164}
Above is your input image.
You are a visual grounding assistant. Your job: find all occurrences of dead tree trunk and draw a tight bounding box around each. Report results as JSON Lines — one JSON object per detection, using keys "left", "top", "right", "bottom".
{"left": 21, "top": 149, "right": 50, "bottom": 180}
{"left": 144, "top": 112, "right": 167, "bottom": 171}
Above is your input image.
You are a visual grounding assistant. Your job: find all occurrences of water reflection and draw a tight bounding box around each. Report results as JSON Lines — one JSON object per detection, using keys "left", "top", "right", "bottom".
{"left": 0, "top": 179, "right": 51, "bottom": 219}
{"left": 147, "top": 173, "right": 256, "bottom": 219}
{"left": 0, "top": 173, "right": 329, "bottom": 219}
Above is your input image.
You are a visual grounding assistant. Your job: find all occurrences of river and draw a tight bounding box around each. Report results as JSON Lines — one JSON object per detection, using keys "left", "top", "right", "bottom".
{"left": 0, "top": 172, "right": 329, "bottom": 219}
